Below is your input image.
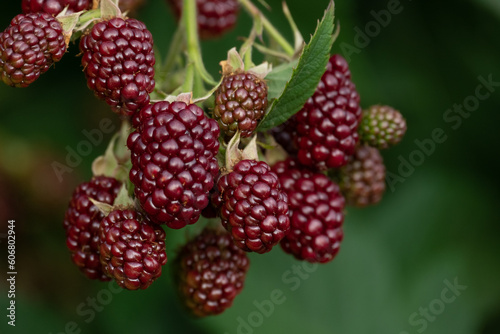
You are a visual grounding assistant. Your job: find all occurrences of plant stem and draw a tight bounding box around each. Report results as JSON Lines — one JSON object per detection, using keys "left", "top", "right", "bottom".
{"left": 181, "top": 62, "right": 195, "bottom": 93}
{"left": 78, "top": 8, "right": 102, "bottom": 25}
{"left": 238, "top": 0, "right": 294, "bottom": 57}
{"left": 161, "top": 25, "right": 185, "bottom": 79}
{"left": 182, "top": 0, "right": 217, "bottom": 86}
{"left": 240, "top": 25, "right": 257, "bottom": 70}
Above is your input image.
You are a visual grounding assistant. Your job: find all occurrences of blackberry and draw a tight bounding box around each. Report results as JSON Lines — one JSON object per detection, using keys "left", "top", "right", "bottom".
{"left": 295, "top": 54, "right": 362, "bottom": 170}
{"left": 99, "top": 208, "right": 167, "bottom": 290}
{"left": 127, "top": 101, "right": 220, "bottom": 229}
{"left": 63, "top": 176, "right": 121, "bottom": 281}
{"left": 22, "top": 0, "right": 92, "bottom": 16}
{"left": 79, "top": 17, "right": 155, "bottom": 117}
{"left": 212, "top": 160, "right": 289, "bottom": 254}
{"left": 213, "top": 72, "right": 268, "bottom": 139}
{"left": 270, "top": 118, "right": 298, "bottom": 155}
{"left": 273, "top": 159, "right": 345, "bottom": 263}
{"left": 339, "top": 145, "right": 386, "bottom": 207}
{"left": 0, "top": 13, "right": 66, "bottom": 87}
{"left": 359, "top": 105, "right": 407, "bottom": 149}
{"left": 175, "top": 228, "right": 249, "bottom": 317}
{"left": 167, "top": 0, "right": 239, "bottom": 39}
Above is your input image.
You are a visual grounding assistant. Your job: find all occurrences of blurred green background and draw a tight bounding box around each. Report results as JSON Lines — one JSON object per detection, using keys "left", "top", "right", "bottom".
{"left": 1, "top": 0, "right": 499, "bottom": 333}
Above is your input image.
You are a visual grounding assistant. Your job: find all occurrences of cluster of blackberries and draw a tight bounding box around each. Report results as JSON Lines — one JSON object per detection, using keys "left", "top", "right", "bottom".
{"left": 1, "top": 0, "right": 406, "bottom": 318}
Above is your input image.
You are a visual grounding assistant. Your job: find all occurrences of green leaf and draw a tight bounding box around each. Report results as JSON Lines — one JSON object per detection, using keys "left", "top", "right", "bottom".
{"left": 265, "top": 59, "right": 298, "bottom": 101}
{"left": 257, "top": 0, "right": 335, "bottom": 132}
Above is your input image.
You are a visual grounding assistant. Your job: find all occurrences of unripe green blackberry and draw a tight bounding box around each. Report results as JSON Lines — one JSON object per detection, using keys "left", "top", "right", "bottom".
{"left": 359, "top": 105, "right": 406, "bottom": 149}
{"left": 214, "top": 72, "right": 268, "bottom": 139}
{"left": 339, "top": 146, "right": 386, "bottom": 207}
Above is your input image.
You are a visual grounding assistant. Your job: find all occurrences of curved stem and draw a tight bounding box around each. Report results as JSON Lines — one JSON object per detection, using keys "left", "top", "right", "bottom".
{"left": 78, "top": 8, "right": 101, "bottom": 24}
{"left": 238, "top": 0, "right": 294, "bottom": 57}
{"left": 161, "top": 25, "right": 185, "bottom": 79}
{"left": 240, "top": 25, "right": 257, "bottom": 70}
{"left": 182, "top": 0, "right": 217, "bottom": 86}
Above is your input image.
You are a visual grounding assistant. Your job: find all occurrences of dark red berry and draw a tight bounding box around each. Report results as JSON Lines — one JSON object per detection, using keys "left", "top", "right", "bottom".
{"left": 339, "top": 145, "right": 386, "bottom": 207}
{"left": 79, "top": 17, "right": 155, "bottom": 117}
{"left": 99, "top": 208, "right": 167, "bottom": 290}
{"left": 167, "top": 0, "right": 239, "bottom": 39}
{"left": 214, "top": 72, "right": 268, "bottom": 139}
{"left": 273, "top": 159, "right": 345, "bottom": 263}
{"left": 22, "top": 0, "right": 92, "bottom": 16}
{"left": 64, "top": 176, "right": 121, "bottom": 281}
{"left": 295, "top": 54, "right": 362, "bottom": 170}
{"left": 0, "top": 13, "right": 66, "bottom": 87}
{"left": 270, "top": 118, "right": 298, "bottom": 155}
{"left": 128, "top": 101, "right": 220, "bottom": 229}
{"left": 212, "top": 160, "right": 290, "bottom": 254}
{"left": 175, "top": 228, "right": 249, "bottom": 317}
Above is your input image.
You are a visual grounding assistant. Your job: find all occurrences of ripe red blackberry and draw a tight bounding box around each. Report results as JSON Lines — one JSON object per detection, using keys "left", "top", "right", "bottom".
{"left": 167, "top": 0, "right": 239, "bottom": 39}
{"left": 359, "top": 105, "right": 407, "bottom": 149}
{"left": 175, "top": 228, "right": 249, "bottom": 317}
{"left": 99, "top": 208, "right": 167, "bottom": 290}
{"left": 0, "top": 13, "right": 66, "bottom": 87}
{"left": 295, "top": 54, "right": 362, "bottom": 170}
{"left": 339, "top": 146, "right": 386, "bottom": 207}
{"left": 63, "top": 176, "right": 121, "bottom": 281}
{"left": 212, "top": 160, "right": 289, "bottom": 254}
{"left": 79, "top": 17, "right": 155, "bottom": 117}
{"left": 22, "top": 0, "right": 92, "bottom": 16}
{"left": 128, "top": 101, "right": 220, "bottom": 229}
{"left": 273, "top": 159, "right": 345, "bottom": 263}
{"left": 213, "top": 72, "right": 268, "bottom": 139}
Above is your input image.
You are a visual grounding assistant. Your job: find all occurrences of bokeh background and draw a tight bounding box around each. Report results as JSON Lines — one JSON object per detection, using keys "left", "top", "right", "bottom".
{"left": 1, "top": 0, "right": 499, "bottom": 333}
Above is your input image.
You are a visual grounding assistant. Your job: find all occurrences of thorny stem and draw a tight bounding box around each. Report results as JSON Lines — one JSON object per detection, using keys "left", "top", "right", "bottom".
{"left": 238, "top": 0, "right": 295, "bottom": 57}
